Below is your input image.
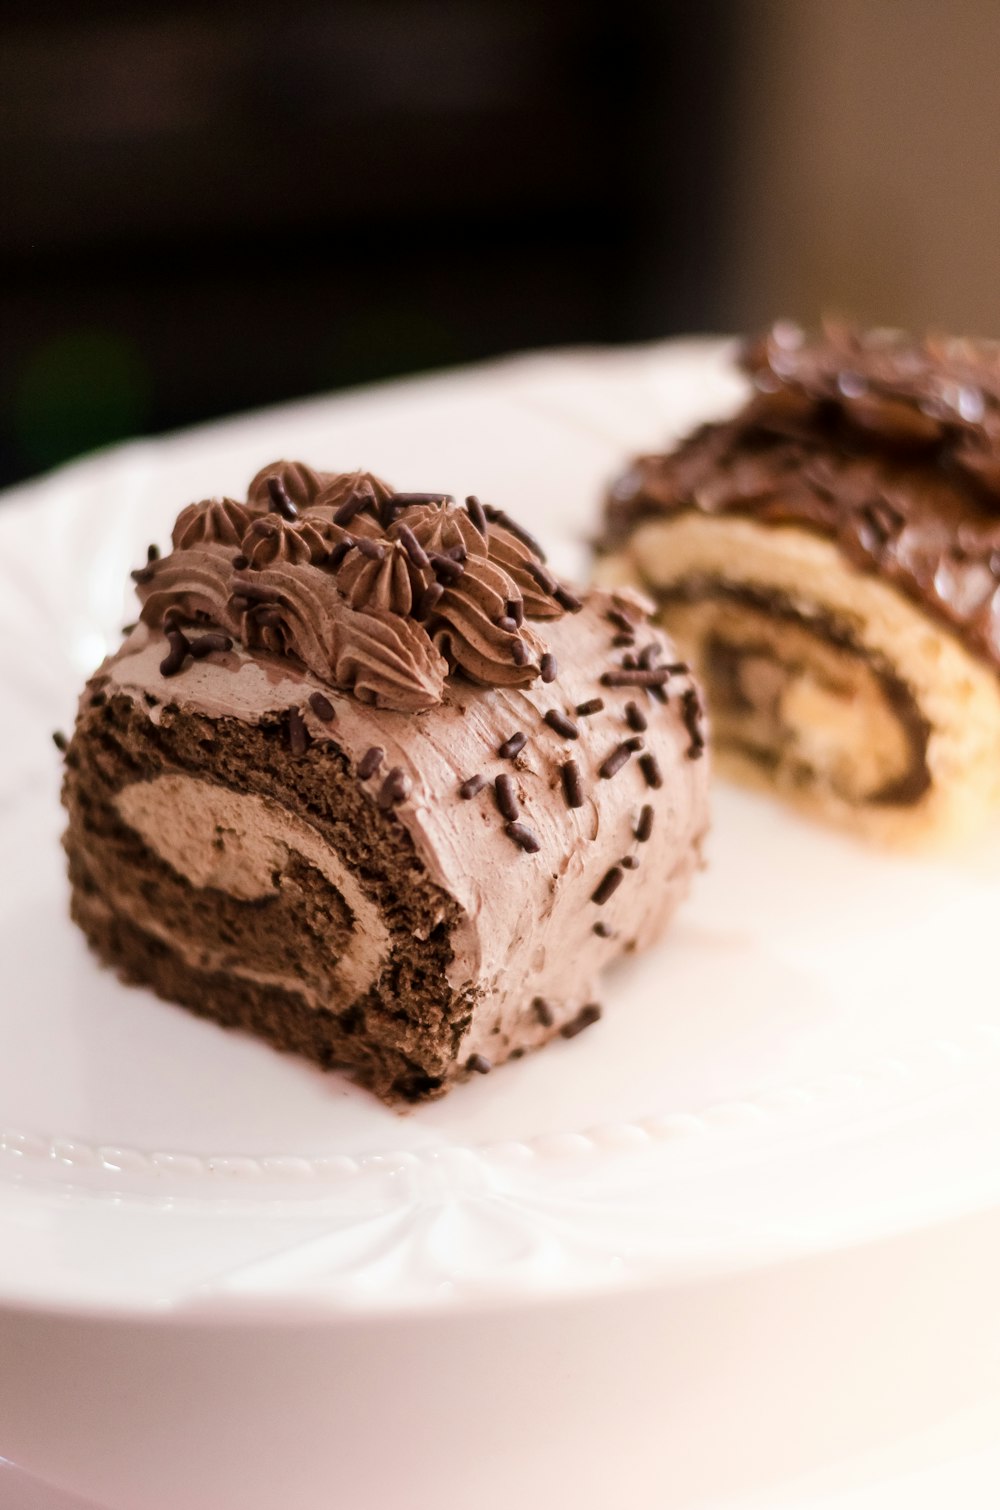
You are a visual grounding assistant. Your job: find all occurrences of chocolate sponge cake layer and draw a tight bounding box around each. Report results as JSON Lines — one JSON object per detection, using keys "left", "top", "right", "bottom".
{"left": 62, "top": 464, "right": 709, "bottom": 1102}
{"left": 64, "top": 691, "right": 467, "bottom": 1102}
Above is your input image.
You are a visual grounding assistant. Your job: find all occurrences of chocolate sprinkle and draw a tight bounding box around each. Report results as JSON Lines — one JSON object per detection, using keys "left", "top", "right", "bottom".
{"left": 459, "top": 773, "right": 486, "bottom": 799}
{"left": 358, "top": 745, "right": 385, "bottom": 780}
{"left": 682, "top": 688, "right": 706, "bottom": 759}
{"left": 267, "top": 476, "right": 299, "bottom": 521}
{"left": 232, "top": 554, "right": 249, "bottom": 571}
{"left": 430, "top": 552, "right": 465, "bottom": 585}
{"left": 159, "top": 628, "right": 190, "bottom": 678}
{"left": 498, "top": 730, "right": 527, "bottom": 759}
{"left": 612, "top": 632, "right": 636, "bottom": 648}
{"left": 601, "top": 667, "right": 670, "bottom": 688}
{"left": 575, "top": 697, "right": 604, "bottom": 716}
{"left": 417, "top": 581, "right": 444, "bottom": 619}
{"left": 561, "top": 759, "right": 584, "bottom": 809}
{"left": 533, "top": 996, "right": 555, "bottom": 1027}
{"left": 287, "top": 705, "right": 310, "bottom": 755}
{"left": 354, "top": 535, "right": 386, "bottom": 561}
{"left": 188, "top": 632, "right": 233, "bottom": 659}
{"left": 598, "top": 742, "right": 634, "bottom": 779}
{"left": 544, "top": 709, "right": 579, "bottom": 740}
{"left": 639, "top": 752, "right": 663, "bottom": 789}
{"left": 621, "top": 855, "right": 640, "bottom": 870}
{"left": 505, "top": 821, "right": 541, "bottom": 853}
{"left": 593, "top": 921, "right": 614, "bottom": 938}
{"left": 465, "top": 494, "right": 489, "bottom": 536}
{"left": 308, "top": 691, "right": 336, "bottom": 722}
{"left": 606, "top": 607, "right": 636, "bottom": 634}
{"left": 525, "top": 559, "right": 558, "bottom": 595}
{"left": 624, "top": 701, "right": 647, "bottom": 732}
{"left": 332, "top": 494, "right": 368, "bottom": 527}
{"left": 378, "top": 767, "right": 411, "bottom": 808}
{"left": 131, "top": 544, "right": 159, "bottom": 582}
{"left": 560, "top": 1002, "right": 602, "bottom": 1039}
{"left": 591, "top": 865, "right": 624, "bottom": 905}
{"left": 622, "top": 653, "right": 639, "bottom": 670}
{"left": 429, "top": 549, "right": 465, "bottom": 582}
{"left": 325, "top": 539, "right": 355, "bottom": 570}
{"left": 467, "top": 1053, "right": 492, "bottom": 1075}
{"left": 396, "top": 524, "right": 430, "bottom": 570}
{"left": 511, "top": 638, "right": 530, "bottom": 666}
{"left": 494, "top": 773, "right": 520, "bottom": 820}
{"left": 540, "top": 652, "right": 558, "bottom": 683}
{"left": 509, "top": 598, "right": 525, "bottom": 627}
{"left": 52, "top": 730, "right": 68, "bottom": 753}
{"left": 635, "top": 804, "right": 654, "bottom": 842}
{"left": 554, "top": 585, "right": 584, "bottom": 613}
{"left": 496, "top": 615, "right": 518, "bottom": 633}
{"left": 624, "top": 735, "right": 644, "bottom": 752}
{"left": 638, "top": 641, "right": 661, "bottom": 670}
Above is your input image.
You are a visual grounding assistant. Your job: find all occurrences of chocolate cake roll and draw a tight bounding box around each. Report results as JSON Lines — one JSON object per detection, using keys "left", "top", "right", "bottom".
{"left": 62, "top": 462, "right": 709, "bottom": 1104}
{"left": 599, "top": 322, "right": 1000, "bottom": 843}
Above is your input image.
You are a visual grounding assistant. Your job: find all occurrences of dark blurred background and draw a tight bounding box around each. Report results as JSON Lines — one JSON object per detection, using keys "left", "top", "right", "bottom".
{"left": 4, "top": 0, "right": 1000, "bottom": 488}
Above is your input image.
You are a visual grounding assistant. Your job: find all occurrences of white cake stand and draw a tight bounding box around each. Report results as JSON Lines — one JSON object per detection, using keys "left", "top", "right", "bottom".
{"left": 2, "top": 343, "right": 1000, "bottom": 1510}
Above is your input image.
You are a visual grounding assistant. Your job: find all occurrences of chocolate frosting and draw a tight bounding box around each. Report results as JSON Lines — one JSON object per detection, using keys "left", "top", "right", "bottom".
{"left": 246, "top": 459, "right": 331, "bottom": 512}
{"left": 98, "top": 588, "right": 710, "bottom": 1065}
{"left": 604, "top": 321, "right": 1000, "bottom": 671}
{"left": 138, "top": 465, "right": 575, "bottom": 712}
{"left": 172, "top": 496, "right": 252, "bottom": 550}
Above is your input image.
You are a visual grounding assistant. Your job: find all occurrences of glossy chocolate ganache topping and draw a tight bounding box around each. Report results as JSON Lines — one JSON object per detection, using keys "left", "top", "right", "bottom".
{"left": 605, "top": 321, "right": 1000, "bottom": 669}
{"left": 136, "top": 462, "right": 580, "bottom": 711}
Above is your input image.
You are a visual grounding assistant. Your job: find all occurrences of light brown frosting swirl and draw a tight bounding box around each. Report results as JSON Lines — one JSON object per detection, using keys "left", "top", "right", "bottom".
{"left": 397, "top": 502, "right": 486, "bottom": 561}
{"left": 486, "top": 520, "right": 563, "bottom": 618}
{"left": 172, "top": 498, "right": 251, "bottom": 550}
{"left": 247, "top": 460, "right": 330, "bottom": 512}
{"left": 137, "top": 461, "right": 575, "bottom": 710}
{"left": 334, "top": 542, "right": 420, "bottom": 615}
{"left": 312, "top": 469, "right": 395, "bottom": 520}
{"left": 431, "top": 555, "right": 543, "bottom": 685}
{"left": 332, "top": 607, "right": 447, "bottom": 710}
{"left": 242, "top": 515, "right": 329, "bottom": 568}
{"left": 140, "top": 546, "right": 238, "bottom": 632}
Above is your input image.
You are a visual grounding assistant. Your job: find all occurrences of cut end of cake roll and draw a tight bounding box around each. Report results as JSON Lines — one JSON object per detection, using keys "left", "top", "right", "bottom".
{"left": 598, "top": 321, "right": 1000, "bottom": 847}
{"left": 62, "top": 465, "right": 709, "bottom": 1104}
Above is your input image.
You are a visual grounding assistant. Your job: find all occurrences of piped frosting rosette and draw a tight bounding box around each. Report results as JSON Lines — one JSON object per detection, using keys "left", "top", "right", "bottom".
{"left": 137, "top": 463, "right": 581, "bottom": 713}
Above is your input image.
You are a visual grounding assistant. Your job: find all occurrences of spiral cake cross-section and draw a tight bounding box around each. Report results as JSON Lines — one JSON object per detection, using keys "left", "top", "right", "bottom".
{"left": 61, "top": 464, "right": 710, "bottom": 1103}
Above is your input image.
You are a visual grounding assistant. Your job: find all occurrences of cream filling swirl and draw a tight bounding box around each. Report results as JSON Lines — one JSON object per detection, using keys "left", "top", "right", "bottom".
{"left": 115, "top": 774, "right": 391, "bottom": 1004}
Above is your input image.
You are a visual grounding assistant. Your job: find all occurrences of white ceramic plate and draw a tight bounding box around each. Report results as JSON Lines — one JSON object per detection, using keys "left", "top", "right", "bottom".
{"left": 3, "top": 342, "right": 1000, "bottom": 1510}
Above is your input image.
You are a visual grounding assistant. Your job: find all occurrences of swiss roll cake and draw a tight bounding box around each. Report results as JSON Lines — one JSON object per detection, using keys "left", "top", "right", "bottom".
{"left": 599, "top": 323, "right": 1000, "bottom": 844}
{"left": 61, "top": 462, "right": 709, "bottom": 1104}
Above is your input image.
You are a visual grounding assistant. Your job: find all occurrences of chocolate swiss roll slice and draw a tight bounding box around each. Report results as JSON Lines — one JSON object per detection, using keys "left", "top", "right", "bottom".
{"left": 62, "top": 463, "right": 709, "bottom": 1104}
{"left": 599, "top": 323, "right": 1000, "bottom": 844}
